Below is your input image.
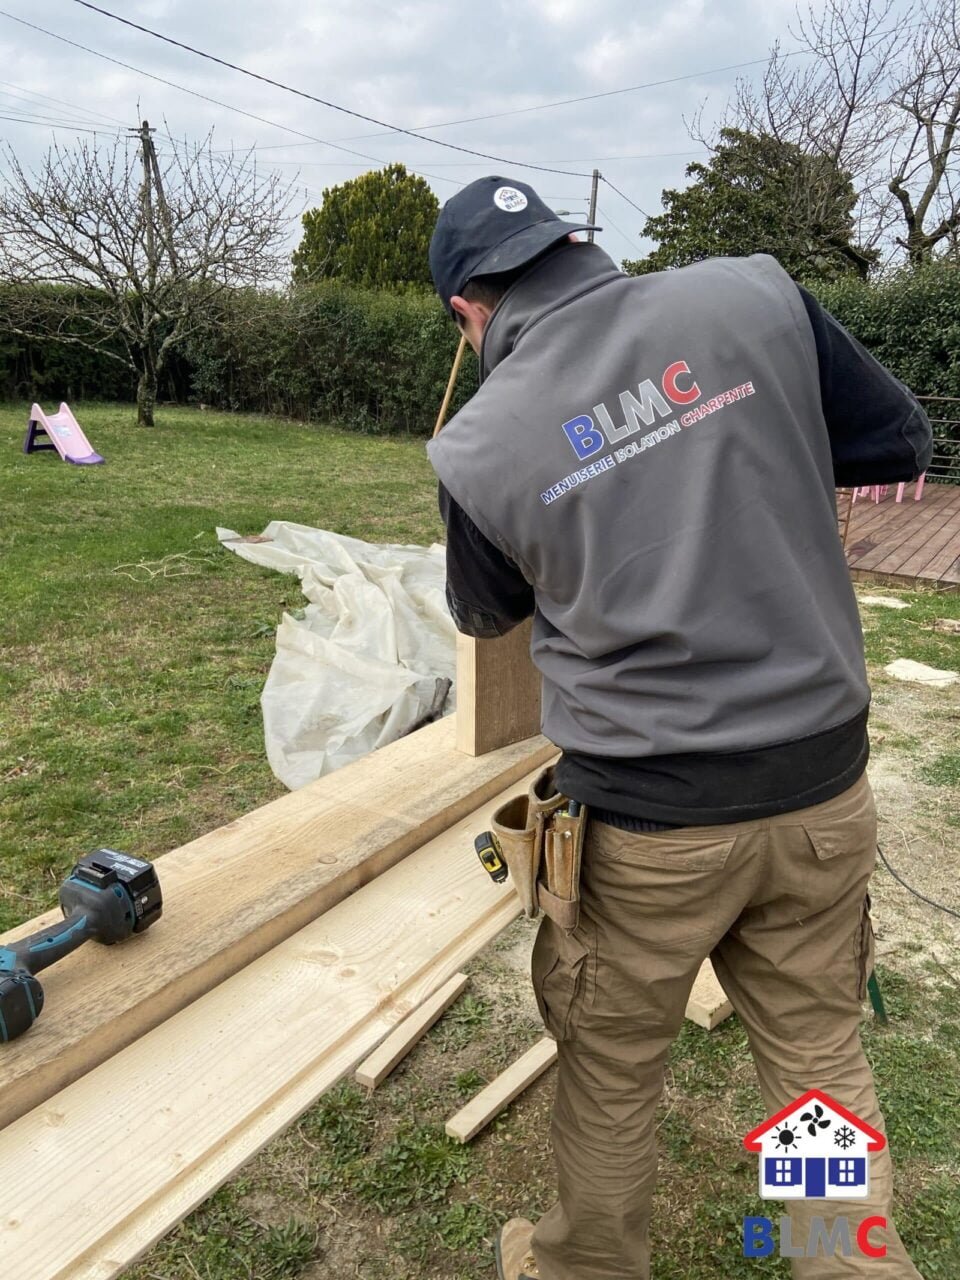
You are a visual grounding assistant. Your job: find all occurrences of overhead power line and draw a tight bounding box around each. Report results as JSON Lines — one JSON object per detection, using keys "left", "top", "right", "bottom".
{"left": 596, "top": 205, "right": 639, "bottom": 257}
{"left": 69, "top": 0, "right": 592, "bottom": 178}
{"left": 0, "top": 9, "right": 464, "bottom": 187}
{"left": 328, "top": 14, "right": 921, "bottom": 146}
{"left": 329, "top": 60, "right": 800, "bottom": 143}
{"left": 108, "top": 11, "right": 927, "bottom": 157}
{"left": 0, "top": 110, "right": 120, "bottom": 135}
{"left": 235, "top": 148, "right": 708, "bottom": 167}
{"left": 0, "top": 78, "right": 127, "bottom": 129}
{"left": 601, "top": 175, "right": 654, "bottom": 222}
{"left": 0, "top": 97, "right": 117, "bottom": 131}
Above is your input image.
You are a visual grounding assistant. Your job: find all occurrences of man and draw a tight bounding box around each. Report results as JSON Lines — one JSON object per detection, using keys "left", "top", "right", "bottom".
{"left": 427, "top": 175, "right": 931, "bottom": 1280}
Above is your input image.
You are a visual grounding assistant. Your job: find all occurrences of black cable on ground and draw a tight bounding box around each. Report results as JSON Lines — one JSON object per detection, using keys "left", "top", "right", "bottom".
{"left": 877, "top": 844, "right": 960, "bottom": 921}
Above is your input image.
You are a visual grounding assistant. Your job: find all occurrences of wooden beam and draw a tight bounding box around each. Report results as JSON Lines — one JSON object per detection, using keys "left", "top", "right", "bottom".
{"left": 0, "top": 718, "right": 555, "bottom": 1131}
{"left": 0, "top": 770, "right": 539, "bottom": 1280}
{"left": 455, "top": 619, "right": 541, "bottom": 755}
{"left": 445, "top": 1036, "right": 557, "bottom": 1143}
{"left": 354, "top": 971, "right": 470, "bottom": 1089}
{"left": 685, "top": 959, "right": 733, "bottom": 1031}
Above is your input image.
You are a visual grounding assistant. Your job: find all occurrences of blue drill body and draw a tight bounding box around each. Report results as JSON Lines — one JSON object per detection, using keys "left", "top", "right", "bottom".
{"left": 0, "top": 849, "right": 162, "bottom": 1042}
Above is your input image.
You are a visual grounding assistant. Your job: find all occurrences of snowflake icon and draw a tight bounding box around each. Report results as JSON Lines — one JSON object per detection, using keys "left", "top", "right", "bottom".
{"left": 834, "top": 1124, "right": 857, "bottom": 1150}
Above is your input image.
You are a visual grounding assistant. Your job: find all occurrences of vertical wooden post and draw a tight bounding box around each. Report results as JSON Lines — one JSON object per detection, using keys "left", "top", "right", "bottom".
{"left": 455, "top": 620, "right": 541, "bottom": 755}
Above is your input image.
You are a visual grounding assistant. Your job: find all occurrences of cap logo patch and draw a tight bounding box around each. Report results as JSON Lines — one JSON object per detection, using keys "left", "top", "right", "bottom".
{"left": 493, "top": 186, "right": 528, "bottom": 213}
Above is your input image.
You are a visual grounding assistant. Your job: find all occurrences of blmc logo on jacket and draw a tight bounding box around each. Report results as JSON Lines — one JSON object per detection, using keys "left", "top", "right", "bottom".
{"left": 560, "top": 360, "right": 700, "bottom": 461}
{"left": 742, "top": 1090, "right": 889, "bottom": 1260}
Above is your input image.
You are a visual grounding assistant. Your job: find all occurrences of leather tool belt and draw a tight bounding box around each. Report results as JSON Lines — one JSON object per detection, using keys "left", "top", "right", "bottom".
{"left": 490, "top": 765, "right": 587, "bottom": 931}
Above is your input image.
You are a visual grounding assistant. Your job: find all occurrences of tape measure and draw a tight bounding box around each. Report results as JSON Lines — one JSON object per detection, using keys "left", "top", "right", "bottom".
{"left": 474, "top": 831, "right": 508, "bottom": 883}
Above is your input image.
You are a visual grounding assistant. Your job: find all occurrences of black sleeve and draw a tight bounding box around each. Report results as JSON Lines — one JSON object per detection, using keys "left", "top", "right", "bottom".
{"left": 437, "top": 482, "right": 535, "bottom": 639}
{"left": 796, "top": 284, "right": 933, "bottom": 487}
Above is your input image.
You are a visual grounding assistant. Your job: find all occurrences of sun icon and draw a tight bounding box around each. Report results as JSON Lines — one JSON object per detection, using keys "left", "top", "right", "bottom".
{"left": 773, "top": 1123, "right": 801, "bottom": 1150}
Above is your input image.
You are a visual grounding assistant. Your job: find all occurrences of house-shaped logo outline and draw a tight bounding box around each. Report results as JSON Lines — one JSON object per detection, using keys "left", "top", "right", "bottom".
{"left": 743, "top": 1090, "right": 886, "bottom": 1201}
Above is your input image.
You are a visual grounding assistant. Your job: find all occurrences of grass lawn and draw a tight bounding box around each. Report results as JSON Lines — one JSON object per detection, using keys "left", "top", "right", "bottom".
{"left": 2, "top": 402, "right": 959, "bottom": 1279}
{"left": 0, "top": 401, "right": 442, "bottom": 929}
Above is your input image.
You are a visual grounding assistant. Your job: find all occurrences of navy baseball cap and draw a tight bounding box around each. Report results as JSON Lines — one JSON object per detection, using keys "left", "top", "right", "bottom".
{"left": 429, "top": 175, "right": 600, "bottom": 313}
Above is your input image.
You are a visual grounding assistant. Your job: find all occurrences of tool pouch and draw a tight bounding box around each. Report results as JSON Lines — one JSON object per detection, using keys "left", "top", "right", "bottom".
{"left": 490, "top": 766, "right": 587, "bottom": 931}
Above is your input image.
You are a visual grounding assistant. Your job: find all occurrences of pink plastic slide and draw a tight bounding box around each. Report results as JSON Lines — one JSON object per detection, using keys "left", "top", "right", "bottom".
{"left": 23, "top": 402, "right": 104, "bottom": 465}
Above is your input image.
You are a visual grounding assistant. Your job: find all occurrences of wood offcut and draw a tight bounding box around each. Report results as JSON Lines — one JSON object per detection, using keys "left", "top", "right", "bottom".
{"left": 355, "top": 971, "right": 470, "bottom": 1089}
{"left": 445, "top": 1037, "right": 558, "bottom": 1143}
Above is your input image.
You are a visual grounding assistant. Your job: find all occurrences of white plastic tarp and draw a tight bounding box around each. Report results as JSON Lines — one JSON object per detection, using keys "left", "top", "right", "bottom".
{"left": 218, "top": 521, "right": 456, "bottom": 789}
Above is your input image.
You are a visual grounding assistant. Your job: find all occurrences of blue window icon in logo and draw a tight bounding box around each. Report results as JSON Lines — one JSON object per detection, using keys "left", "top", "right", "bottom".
{"left": 829, "top": 1157, "right": 865, "bottom": 1186}
{"left": 765, "top": 1158, "right": 802, "bottom": 1187}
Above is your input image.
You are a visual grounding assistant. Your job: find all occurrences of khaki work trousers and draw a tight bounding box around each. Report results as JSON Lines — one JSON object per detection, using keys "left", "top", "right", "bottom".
{"left": 529, "top": 774, "right": 922, "bottom": 1279}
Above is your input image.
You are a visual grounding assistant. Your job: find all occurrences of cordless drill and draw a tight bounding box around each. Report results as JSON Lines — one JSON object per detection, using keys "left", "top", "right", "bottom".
{"left": 0, "top": 848, "right": 163, "bottom": 1042}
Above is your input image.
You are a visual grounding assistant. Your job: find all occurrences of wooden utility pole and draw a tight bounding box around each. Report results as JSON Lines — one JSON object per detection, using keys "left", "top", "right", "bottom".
{"left": 148, "top": 141, "right": 178, "bottom": 271}
{"left": 587, "top": 168, "right": 600, "bottom": 244}
{"left": 132, "top": 119, "right": 178, "bottom": 272}
{"left": 130, "top": 118, "right": 180, "bottom": 426}
{"left": 134, "top": 119, "right": 157, "bottom": 286}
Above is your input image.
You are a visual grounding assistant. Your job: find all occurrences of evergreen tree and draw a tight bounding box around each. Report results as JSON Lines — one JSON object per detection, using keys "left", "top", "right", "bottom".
{"left": 623, "top": 130, "right": 875, "bottom": 282}
{"left": 292, "top": 164, "right": 439, "bottom": 289}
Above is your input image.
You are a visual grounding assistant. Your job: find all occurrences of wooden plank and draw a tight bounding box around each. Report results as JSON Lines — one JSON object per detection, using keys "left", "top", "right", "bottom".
{"left": 847, "top": 483, "right": 957, "bottom": 551}
{"left": 0, "top": 718, "right": 555, "bottom": 1131}
{"left": 849, "top": 501, "right": 941, "bottom": 571}
{"left": 445, "top": 1037, "right": 558, "bottom": 1143}
{"left": 455, "top": 618, "right": 542, "bottom": 755}
{"left": 847, "top": 493, "right": 902, "bottom": 527}
{"left": 925, "top": 542, "right": 960, "bottom": 579}
{"left": 354, "top": 971, "right": 470, "bottom": 1088}
{"left": 0, "top": 770, "right": 539, "bottom": 1280}
{"left": 894, "top": 517, "right": 960, "bottom": 577}
{"left": 685, "top": 959, "right": 734, "bottom": 1031}
{"left": 901, "top": 512, "right": 960, "bottom": 573}
{"left": 913, "top": 536, "right": 960, "bottom": 580}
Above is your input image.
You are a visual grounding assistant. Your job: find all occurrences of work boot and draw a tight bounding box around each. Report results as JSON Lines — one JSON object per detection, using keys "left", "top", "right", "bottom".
{"left": 495, "top": 1217, "right": 541, "bottom": 1279}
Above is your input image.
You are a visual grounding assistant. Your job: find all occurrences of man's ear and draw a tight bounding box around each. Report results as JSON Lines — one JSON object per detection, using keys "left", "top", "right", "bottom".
{"left": 450, "top": 294, "right": 495, "bottom": 354}
{"left": 450, "top": 295, "right": 492, "bottom": 328}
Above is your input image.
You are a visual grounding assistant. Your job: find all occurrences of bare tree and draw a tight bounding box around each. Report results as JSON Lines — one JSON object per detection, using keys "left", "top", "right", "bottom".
{"left": 0, "top": 125, "right": 294, "bottom": 424}
{"left": 888, "top": 1, "right": 960, "bottom": 262}
{"left": 713, "top": 0, "right": 960, "bottom": 267}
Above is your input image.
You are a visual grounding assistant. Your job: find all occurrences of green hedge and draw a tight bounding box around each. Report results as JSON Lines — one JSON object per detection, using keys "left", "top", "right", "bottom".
{"left": 808, "top": 264, "right": 960, "bottom": 401}
{"left": 0, "top": 285, "right": 136, "bottom": 403}
{"left": 182, "top": 284, "right": 477, "bottom": 433}
{"left": 1, "top": 264, "right": 958, "bottom": 441}
{"left": 0, "top": 284, "right": 193, "bottom": 405}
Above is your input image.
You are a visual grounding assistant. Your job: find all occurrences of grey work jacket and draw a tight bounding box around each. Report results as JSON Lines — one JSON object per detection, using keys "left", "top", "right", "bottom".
{"left": 429, "top": 244, "right": 871, "bottom": 761}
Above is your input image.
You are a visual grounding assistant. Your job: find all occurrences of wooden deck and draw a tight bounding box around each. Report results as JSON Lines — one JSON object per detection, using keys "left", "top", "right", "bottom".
{"left": 843, "top": 480, "right": 960, "bottom": 589}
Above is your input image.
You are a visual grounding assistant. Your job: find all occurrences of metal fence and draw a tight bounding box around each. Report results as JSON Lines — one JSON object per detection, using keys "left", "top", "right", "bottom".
{"left": 917, "top": 396, "right": 960, "bottom": 482}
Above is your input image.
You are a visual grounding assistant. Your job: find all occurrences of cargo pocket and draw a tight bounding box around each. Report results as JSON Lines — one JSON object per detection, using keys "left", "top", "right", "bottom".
{"left": 531, "top": 917, "right": 591, "bottom": 1042}
{"left": 801, "top": 778, "right": 877, "bottom": 866}
{"left": 855, "top": 892, "right": 876, "bottom": 1002}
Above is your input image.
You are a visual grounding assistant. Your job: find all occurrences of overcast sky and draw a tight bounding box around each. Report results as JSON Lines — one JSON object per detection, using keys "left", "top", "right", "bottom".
{"left": 0, "top": 0, "right": 916, "bottom": 269}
